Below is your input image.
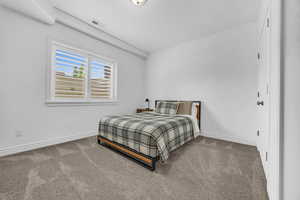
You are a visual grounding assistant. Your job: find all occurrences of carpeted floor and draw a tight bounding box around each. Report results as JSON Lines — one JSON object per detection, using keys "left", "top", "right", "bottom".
{"left": 0, "top": 136, "right": 268, "bottom": 200}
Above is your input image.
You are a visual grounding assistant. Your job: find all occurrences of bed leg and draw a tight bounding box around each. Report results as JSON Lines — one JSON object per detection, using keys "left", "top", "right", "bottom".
{"left": 97, "top": 136, "right": 101, "bottom": 145}
{"left": 151, "top": 159, "right": 156, "bottom": 171}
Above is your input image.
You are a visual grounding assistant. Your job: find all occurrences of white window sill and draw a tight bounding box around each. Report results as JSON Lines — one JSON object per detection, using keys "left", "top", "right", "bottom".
{"left": 45, "top": 99, "right": 119, "bottom": 106}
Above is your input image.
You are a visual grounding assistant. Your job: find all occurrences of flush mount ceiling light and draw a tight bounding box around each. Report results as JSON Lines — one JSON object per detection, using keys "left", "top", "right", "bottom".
{"left": 131, "top": 0, "right": 148, "bottom": 6}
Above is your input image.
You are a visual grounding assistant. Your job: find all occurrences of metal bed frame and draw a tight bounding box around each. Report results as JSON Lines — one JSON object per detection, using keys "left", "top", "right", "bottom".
{"left": 97, "top": 100, "right": 201, "bottom": 171}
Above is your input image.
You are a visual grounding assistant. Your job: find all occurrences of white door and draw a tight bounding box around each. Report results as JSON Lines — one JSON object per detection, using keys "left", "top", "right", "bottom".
{"left": 257, "top": 12, "right": 271, "bottom": 180}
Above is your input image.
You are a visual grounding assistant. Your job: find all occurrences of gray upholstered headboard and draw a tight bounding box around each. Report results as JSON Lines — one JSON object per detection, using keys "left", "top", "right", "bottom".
{"left": 155, "top": 100, "right": 201, "bottom": 130}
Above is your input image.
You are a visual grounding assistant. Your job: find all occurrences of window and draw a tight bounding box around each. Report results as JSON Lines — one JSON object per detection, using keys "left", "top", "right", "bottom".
{"left": 47, "top": 42, "right": 117, "bottom": 104}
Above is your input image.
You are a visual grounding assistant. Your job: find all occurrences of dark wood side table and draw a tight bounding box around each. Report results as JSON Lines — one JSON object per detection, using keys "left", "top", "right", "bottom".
{"left": 136, "top": 108, "right": 154, "bottom": 113}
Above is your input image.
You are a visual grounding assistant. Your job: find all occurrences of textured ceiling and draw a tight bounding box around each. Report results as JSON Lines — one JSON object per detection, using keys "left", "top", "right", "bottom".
{"left": 52, "top": 0, "right": 259, "bottom": 53}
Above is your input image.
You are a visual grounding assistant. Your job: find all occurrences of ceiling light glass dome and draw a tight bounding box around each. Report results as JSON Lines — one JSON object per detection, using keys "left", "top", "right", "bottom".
{"left": 131, "top": 0, "right": 148, "bottom": 6}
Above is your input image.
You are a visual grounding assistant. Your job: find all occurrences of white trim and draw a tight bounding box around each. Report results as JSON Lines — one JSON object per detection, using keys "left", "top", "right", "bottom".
{"left": 52, "top": 41, "right": 116, "bottom": 64}
{"left": 257, "top": 0, "right": 282, "bottom": 199}
{"left": 113, "top": 63, "right": 118, "bottom": 101}
{"left": 45, "top": 99, "right": 119, "bottom": 106}
{"left": 47, "top": 40, "right": 118, "bottom": 105}
{"left": 270, "top": 0, "right": 283, "bottom": 199}
{"left": 201, "top": 131, "right": 256, "bottom": 146}
{"left": 0, "top": 132, "right": 97, "bottom": 157}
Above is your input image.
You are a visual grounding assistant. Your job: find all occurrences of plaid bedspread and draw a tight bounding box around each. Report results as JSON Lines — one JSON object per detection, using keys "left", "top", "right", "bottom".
{"left": 98, "top": 112, "right": 195, "bottom": 161}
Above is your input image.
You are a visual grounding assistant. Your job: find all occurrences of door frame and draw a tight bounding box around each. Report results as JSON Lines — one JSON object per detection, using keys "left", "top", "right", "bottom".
{"left": 258, "top": 6, "right": 272, "bottom": 188}
{"left": 258, "top": 1, "right": 283, "bottom": 200}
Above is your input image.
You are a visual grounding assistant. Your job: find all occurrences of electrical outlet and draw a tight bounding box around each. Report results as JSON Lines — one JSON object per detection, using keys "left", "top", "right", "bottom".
{"left": 15, "top": 130, "right": 23, "bottom": 138}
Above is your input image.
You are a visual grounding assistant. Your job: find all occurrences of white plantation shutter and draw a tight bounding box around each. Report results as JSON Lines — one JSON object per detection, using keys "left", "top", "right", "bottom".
{"left": 49, "top": 42, "right": 116, "bottom": 103}
{"left": 89, "top": 60, "right": 112, "bottom": 99}
{"left": 54, "top": 48, "right": 88, "bottom": 98}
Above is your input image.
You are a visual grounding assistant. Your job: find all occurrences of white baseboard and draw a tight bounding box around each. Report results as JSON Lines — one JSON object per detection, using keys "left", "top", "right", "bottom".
{"left": 0, "top": 132, "right": 97, "bottom": 157}
{"left": 201, "top": 131, "right": 256, "bottom": 146}
{"left": 0, "top": 131, "right": 256, "bottom": 158}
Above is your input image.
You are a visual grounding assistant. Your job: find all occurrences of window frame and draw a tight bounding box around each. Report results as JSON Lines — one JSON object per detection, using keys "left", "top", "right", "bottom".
{"left": 46, "top": 41, "right": 118, "bottom": 105}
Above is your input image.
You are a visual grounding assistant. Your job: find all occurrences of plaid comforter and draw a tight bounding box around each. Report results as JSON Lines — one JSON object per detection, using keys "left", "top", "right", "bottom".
{"left": 98, "top": 112, "right": 195, "bottom": 161}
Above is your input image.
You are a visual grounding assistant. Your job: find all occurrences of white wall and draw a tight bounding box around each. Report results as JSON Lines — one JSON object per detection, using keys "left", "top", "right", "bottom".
{"left": 282, "top": 0, "right": 300, "bottom": 199}
{"left": 0, "top": 7, "right": 146, "bottom": 155}
{"left": 146, "top": 23, "right": 258, "bottom": 145}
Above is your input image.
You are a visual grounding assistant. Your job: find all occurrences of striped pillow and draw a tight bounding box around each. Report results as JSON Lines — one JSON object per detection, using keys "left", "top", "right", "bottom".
{"left": 156, "top": 102, "right": 179, "bottom": 115}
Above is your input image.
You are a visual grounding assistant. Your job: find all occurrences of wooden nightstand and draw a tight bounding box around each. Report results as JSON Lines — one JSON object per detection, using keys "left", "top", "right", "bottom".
{"left": 136, "top": 108, "right": 154, "bottom": 113}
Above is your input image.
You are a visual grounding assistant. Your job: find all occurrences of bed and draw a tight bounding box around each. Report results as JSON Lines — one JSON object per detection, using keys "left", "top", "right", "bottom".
{"left": 97, "top": 100, "right": 201, "bottom": 171}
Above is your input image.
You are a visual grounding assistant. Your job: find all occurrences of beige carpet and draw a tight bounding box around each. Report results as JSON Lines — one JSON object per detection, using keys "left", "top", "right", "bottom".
{"left": 0, "top": 136, "right": 268, "bottom": 200}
